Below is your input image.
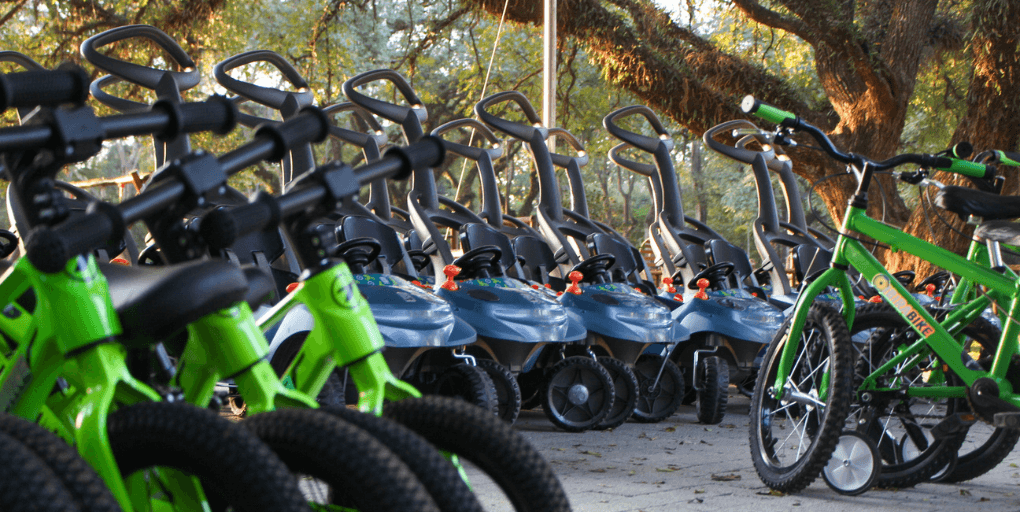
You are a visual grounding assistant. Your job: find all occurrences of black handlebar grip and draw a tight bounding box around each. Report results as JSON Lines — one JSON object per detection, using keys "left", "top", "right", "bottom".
{"left": 151, "top": 95, "right": 238, "bottom": 140}
{"left": 254, "top": 106, "right": 330, "bottom": 162}
{"left": 26, "top": 202, "right": 125, "bottom": 273}
{"left": 0, "top": 64, "right": 90, "bottom": 111}
{"left": 200, "top": 192, "right": 280, "bottom": 251}
{"left": 381, "top": 135, "right": 446, "bottom": 181}
{"left": 950, "top": 141, "right": 972, "bottom": 160}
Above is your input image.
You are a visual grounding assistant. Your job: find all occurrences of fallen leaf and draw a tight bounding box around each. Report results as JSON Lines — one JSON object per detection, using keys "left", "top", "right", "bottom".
{"left": 721, "top": 424, "right": 736, "bottom": 429}
{"left": 756, "top": 490, "right": 785, "bottom": 497}
{"left": 693, "top": 489, "right": 705, "bottom": 494}
{"left": 581, "top": 450, "right": 603, "bottom": 457}
{"left": 590, "top": 468, "right": 607, "bottom": 473}
{"left": 688, "top": 498, "right": 703, "bottom": 504}
{"left": 652, "top": 481, "right": 665, "bottom": 485}
{"left": 700, "top": 440, "right": 713, "bottom": 446}
{"left": 628, "top": 470, "right": 636, "bottom": 476}
{"left": 664, "top": 426, "right": 677, "bottom": 432}
{"left": 1011, "top": 463, "right": 1018, "bottom": 468}
{"left": 979, "top": 497, "right": 990, "bottom": 502}
{"left": 656, "top": 467, "right": 678, "bottom": 473}
{"left": 960, "top": 489, "right": 972, "bottom": 496}
{"left": 703, "top": 427, "right": 713, "bottom": 432}
{"left": 711, "top": 473, "right": 741, "bottom": 482}
{"left": 553, "top": 448, "right": 566, "bottom": 451}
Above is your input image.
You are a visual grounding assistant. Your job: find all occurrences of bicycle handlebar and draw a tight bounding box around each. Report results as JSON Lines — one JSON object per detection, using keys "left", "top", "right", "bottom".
{"left": 0, "top": 95, "right": 237, "bottom": 154}
{"left": 740, "top": 95, "right": 995, "bottom": 179}
{"left": 201, "top": 136, "right": 444, "bottom": 250}
{"left": 24, "top": 106, "right": 329, "bottom": 273}
{"left": 0, "top": 64, "right": 90, "bottom": 111}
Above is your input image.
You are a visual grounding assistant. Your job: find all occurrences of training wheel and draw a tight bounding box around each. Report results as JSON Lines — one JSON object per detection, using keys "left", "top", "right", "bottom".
{"left": 822, "top": 430, "right": 879, "bottom": 496}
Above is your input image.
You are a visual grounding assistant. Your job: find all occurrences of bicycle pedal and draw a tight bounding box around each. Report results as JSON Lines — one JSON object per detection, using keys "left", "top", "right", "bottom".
{"left": 931, "top": 412, "right": 977, "bottom": 439}
{"left": 993, "top": 412, "right": 1020, "bottom": 430}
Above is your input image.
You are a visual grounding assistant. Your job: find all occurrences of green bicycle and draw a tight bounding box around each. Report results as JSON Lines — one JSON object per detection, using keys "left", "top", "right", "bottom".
{"left": 0, "top": 89, "right": 313, "bottom": 511}
{"left": 741, "top": 95, "right": 1020, "bottom": 494}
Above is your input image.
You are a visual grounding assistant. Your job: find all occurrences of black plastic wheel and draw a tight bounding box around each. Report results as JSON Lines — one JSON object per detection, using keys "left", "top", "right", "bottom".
{"left": 749, "top": 303, "right": 854, "bottom": 494}
{"left": 244, "top": 408, "right": 439, "bottom": 512}
{"left": 0, "top": 429, "right": 80, "bottom": 512}
{"left": 631, "top": 354, "right": 685, "bottom": 423}
{"left": 384, "top": 396, "right": 571, "bottom": 512}
{"left": 429, "top": 363, "right": 499, "bottom": 415}
{"left": 107, "top": 402, "right": 310, "bottom": 512}
{"left": 0, "top": 414, "right": 121, "bottom": 512}
{"left": 540, "top": 356, "right": 615, "bottom": 432}
{"left": 595, "top": 357, "right": 638, "bottom": 430}
{"left": 319, "top": 406, "right": 483, "bottom": 512}
{"left": 823, "top": 430, "right": 880, "bottom": 496}
{"left": 476, "top": 358, "right": 523, "bottom": 423}
{"left": 848, "top": 303, "right": 971, "bottom": 488}
{"left": 695, "top": 356, "right": 729, "bottom": 425}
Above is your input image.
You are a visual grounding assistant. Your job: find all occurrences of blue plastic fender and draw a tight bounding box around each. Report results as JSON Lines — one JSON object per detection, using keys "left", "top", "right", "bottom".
{"left": 438, "top": 277, "right": 586, "bottom": 343}
{"left": 671, "top": 293, "right": 785, "bottom": 346}
{"left": 559, "top": 282, "right": 690, "bottom": 344}
{"left": 354, "top": 273, "right": 477, "bottom": 348}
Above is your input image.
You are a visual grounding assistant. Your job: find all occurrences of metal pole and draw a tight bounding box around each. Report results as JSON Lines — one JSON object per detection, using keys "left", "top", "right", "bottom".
{"left": 543, "top": 0, "right": 557, "bottom": 135}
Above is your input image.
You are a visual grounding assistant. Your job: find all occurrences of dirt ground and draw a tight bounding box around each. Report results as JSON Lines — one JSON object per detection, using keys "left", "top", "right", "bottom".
{"left": 465, "top": 390, "right": 1020, "bottom": 512}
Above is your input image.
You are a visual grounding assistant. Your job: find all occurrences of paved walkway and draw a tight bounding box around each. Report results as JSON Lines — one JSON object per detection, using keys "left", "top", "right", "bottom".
{"left": 466, "top": 392, "right": 1020, "bottom": 511}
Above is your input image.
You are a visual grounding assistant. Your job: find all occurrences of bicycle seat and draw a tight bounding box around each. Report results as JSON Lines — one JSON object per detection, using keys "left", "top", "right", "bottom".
{"left": 935, "top": 185, "right": 1020, "bottom": 221}
{"left": 974, "top": 220, "right": 1020, "bottom": 246}
{"left": 100, "top": 259, "right": 254, "bottom": 343}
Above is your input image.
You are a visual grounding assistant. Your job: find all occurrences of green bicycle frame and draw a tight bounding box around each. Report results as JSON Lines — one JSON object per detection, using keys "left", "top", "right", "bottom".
{"left": 168, "top": 257, "right": 419, "bottom": 417}
{"left": 256, "top": 261, "right": 420, "bottom": 416}
{"left": 777, "top": 202, "right": 1020, "bottom": 406}
{"left": 0, "top": 255, "right": 215, "bottom": 512}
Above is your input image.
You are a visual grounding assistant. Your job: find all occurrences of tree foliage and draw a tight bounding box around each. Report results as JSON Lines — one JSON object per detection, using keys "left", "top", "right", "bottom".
{"left": 1, "top": 0, "right": 1016, "bottom": 277}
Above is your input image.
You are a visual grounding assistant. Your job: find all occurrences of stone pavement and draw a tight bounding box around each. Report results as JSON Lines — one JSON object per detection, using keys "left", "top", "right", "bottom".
{"left": 465, "top": 391, "right": 1020, "bottom": 512}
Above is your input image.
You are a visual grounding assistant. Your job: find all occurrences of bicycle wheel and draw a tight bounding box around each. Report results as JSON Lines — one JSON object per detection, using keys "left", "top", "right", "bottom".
{"left": 244, "top": 408, "right": 439, "bottom": 512}
{"left": 384, "top": 396, "right": 571, "bottom": 512}
{"left": 0, "top": 430, "right": 80, "bottom": 512}
{"left": 856, "top": 305, "right": 1019, "bottom": 484}
{"left": 749, "top": 303, "right": 854, "bottom": 494}
{"left": 107, "top": 402, "right": 309, "bottom": 512}
{"left": 848, "top": 303, "right": 971, "bottom": 487}
{"left": 0, "top": 414, "right": 121, "bottom": 512}
{"left": 318, "top": 406, "right": 483, "bottom": 512}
